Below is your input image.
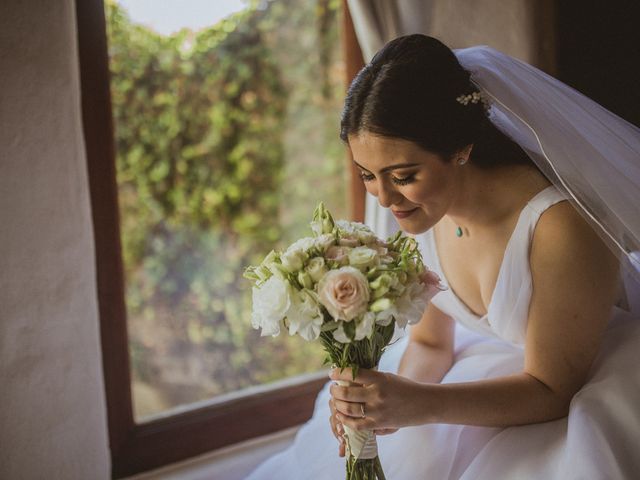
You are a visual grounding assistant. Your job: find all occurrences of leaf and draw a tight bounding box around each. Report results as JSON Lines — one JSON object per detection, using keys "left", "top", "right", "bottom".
{"left": 343, "top": 320, "right": 356, "bottom": 341}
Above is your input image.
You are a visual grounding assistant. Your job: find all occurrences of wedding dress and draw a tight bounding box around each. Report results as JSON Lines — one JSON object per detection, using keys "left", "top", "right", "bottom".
{"left": 245, "top": 184, "right": 640, "bottom": 479}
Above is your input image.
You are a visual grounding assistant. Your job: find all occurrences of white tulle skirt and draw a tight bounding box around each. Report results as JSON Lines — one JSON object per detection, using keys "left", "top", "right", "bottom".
{"left": 246, "top": 307, "right": 640, "bottom": 479}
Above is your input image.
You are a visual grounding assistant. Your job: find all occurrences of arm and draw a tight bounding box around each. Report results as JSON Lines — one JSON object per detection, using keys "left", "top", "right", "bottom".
{"left": 397, "top": 301, "right": 455, "bottom": 384}
{"left": 331, "top": 203, "right": 621, "bottom": 430}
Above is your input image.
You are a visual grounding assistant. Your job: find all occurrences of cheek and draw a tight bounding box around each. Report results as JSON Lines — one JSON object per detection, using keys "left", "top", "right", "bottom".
{"left": 405, "top": 179, "right": 451, "bottom": 220}
{"left": 403, "top": 182, "right": 438, "bottom": 205}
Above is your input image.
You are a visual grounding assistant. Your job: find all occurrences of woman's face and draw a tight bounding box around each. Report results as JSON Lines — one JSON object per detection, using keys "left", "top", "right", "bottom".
{"left": 348, "top": 132, "right": 460, "bottom": 234}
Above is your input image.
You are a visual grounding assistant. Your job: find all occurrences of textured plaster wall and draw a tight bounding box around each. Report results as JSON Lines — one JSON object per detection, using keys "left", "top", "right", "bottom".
{"left": 0, "top": 0, "right": 111, "bottom": 478}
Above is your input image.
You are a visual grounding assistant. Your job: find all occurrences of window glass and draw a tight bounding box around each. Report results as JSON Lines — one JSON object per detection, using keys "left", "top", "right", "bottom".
{"left": 105, "top": 0, "right": 347, "bottom": 420}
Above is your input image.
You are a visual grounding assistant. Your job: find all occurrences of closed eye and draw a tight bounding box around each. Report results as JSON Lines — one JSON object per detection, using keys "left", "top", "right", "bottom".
{"left": 358, "top": 171, "right": 416, "bottom": 185}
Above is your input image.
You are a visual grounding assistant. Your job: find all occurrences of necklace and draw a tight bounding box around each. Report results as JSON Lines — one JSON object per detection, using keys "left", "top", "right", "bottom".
{"left": 456, "top": 226, "right": 463, "bottom": 237}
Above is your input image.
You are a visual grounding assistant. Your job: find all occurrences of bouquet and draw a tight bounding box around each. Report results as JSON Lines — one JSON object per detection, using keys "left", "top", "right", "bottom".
{"left": 244, "top": 203, "right": 446, "bottom": 480}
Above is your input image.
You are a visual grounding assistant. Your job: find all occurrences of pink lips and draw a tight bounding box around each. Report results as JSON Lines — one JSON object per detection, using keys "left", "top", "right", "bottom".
{"left": 391, "top": 207, "right": 418, "bottom": 219}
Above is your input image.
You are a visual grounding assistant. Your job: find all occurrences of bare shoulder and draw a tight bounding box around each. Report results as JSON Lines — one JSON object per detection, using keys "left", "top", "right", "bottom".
{"left": 530, "top": 200, "right": 619, "bottom": 280}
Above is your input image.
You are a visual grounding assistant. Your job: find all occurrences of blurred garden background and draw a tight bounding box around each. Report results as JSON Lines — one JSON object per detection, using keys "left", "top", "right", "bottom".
{"left": 105, "top": 0, "right": 349, "bottom": 419}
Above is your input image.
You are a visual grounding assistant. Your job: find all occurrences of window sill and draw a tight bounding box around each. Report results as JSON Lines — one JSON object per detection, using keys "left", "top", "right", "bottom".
{"left": 124, "top": 426, "right": 299, "bottom": 480}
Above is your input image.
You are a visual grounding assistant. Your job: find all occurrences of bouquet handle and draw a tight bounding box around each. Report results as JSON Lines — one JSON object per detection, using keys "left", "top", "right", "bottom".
{"left": 335, "top": 367, "right": 378, "bottom": 461}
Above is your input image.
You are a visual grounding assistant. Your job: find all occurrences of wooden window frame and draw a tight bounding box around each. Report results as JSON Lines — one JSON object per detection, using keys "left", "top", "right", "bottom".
{"left": 75, "top": 0, "right": 364, "bottom": 477}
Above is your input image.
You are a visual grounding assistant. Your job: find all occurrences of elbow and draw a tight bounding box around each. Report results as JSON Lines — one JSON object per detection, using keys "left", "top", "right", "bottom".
{"left": 524, "top": 373, "right": 575, "bottom": 422}
{"left": 547, "top": 396, "right": 572, "bottom": 421}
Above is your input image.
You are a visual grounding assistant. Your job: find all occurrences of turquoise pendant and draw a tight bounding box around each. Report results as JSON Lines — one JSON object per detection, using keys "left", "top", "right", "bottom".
{"left": 456, "top": 227, "right": 463, "bottom": 237}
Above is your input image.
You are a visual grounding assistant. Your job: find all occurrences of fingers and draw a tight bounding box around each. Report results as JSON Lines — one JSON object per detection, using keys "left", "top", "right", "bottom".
{"left": 336, "top": 411, "right": 375, "bottom": 432}
{"left": 328, "top": 398, "right": 345, "bottom": 437}
{"left": 333, "top": 398, "right": 366, "bottom": 418}
{"left": 328, "top": 399, "right": 346, "bottom": 457}
{"left": 329, "top": 383, "right": 368, "bottom": 402}
{"left": 329, "top": 366, "right": 378, "bottom": 384}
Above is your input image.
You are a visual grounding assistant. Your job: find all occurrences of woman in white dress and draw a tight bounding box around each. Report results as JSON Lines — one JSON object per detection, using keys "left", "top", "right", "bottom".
{"left": 246, "top": 35, "right": 640, "bottom": 479}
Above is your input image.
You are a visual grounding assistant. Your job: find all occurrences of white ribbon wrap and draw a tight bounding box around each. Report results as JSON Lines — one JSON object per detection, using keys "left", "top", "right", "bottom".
{"left": 336, "top": 374, "right": 378, "bottom": 460}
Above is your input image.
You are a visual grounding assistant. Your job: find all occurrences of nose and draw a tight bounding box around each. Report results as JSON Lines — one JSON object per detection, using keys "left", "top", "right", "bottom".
{"left": 376, "top": 180, "right": 402, "bottom": 209}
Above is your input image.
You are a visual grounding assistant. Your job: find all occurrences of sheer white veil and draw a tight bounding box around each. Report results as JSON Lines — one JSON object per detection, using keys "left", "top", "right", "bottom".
{"left": 455, "top": 46, "right": 640, "bottom": 315}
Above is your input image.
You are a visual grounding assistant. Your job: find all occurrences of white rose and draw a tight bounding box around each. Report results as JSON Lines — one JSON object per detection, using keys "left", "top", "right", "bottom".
{"left": 314, "top": 233, "right": 336, "bottom": 252}
{"left": 288, "top": 236, "right": 316, "bottom": 253}
{"left": 348, "top": 246, "right": 379, "bottom": 269}
{"left": 335, "top": 219, "right": 377, "bottom": 244}
{"left": 306, "top": 256, "right": 328, "bottom": 282}
{"left": 287, "top": 289, "right": 324, "bottom": 341}
{"left": 251, "top": 275, "right": 292, "bottom": 336}
{"left": 318, "top": 266, "right": 370, "bottom": 321}
{"left": 281, "top": 247, "right": 307, "bottom": 272}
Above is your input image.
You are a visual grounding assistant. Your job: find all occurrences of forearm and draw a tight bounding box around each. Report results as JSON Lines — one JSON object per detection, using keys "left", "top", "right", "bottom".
{"left": 397, "top": 339, "right": 453, "bottom": 384}
{"left": 419, "top": 373, "right": 571, "bottom": 427}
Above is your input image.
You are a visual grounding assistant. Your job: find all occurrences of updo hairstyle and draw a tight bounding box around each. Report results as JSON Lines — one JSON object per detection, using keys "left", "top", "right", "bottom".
{"left": 340, "top": 34, "right": 532, "bottom": 169}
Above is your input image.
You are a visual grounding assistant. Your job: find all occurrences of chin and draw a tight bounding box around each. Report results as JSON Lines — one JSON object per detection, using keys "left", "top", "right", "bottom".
{"left": 397, "top": 219, "right": 431, "bottom": 235}
{"left": 391, "top": 208, "right": 434, "bottom": 235}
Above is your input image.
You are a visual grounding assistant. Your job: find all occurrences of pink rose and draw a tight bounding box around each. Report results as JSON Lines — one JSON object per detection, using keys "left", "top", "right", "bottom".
{"left": 317, "top": 266, "right": 370, "bottom": 321}
{"left": 338, "top": 237, "right": 360, "bottom": 247}
{"left": 419, "top": 269, "right": 448, "bottom": 301}
{"left": 325, "top": 245, "right": 351, "bottom": 265}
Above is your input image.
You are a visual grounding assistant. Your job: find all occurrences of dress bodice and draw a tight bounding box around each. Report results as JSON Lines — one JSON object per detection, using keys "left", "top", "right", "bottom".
{"left": 417, "top": 185, "right": 569, "bottom": 345}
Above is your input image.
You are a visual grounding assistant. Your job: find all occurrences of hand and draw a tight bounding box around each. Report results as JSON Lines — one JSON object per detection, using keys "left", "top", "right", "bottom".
{"left": 329, "top": 367, "right": 428, "bottom": 434}
{"left": 328, "top": 377, "right": 397, "bottom": 459}
{"left": 328, "top": 395, "right": 347, "bottom": 457}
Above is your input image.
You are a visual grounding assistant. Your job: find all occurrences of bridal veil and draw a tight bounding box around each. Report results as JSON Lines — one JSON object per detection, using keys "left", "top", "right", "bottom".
{"left": 456, "top": 46, "right": 640, "bottom": 315}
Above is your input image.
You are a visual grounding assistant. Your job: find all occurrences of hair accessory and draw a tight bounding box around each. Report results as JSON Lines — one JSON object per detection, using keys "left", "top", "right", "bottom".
{"left": 456, "top": 91, "right": 482, "bottom": 105}
{"left": 456, "top": 90, "right": 490, "bottom": 112}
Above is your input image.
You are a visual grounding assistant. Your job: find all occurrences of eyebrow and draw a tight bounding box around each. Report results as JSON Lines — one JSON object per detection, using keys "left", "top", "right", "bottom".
{"left": 352, "top": 160, "right": 420, "bottom": 174}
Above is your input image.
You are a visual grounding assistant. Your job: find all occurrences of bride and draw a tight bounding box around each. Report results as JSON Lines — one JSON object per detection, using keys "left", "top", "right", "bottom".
{"left": 247, "top": 35, "right": 640, "bottom": 479}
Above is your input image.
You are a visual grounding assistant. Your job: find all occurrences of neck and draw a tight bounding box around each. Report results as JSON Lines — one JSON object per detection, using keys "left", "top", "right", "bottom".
{"left": 444, "top": 163, "right": 539, "bottom": 234}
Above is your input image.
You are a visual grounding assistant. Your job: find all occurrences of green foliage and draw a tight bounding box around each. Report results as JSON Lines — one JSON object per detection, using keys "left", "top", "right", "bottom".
{"left": 106, "top": 0, "right": 348, "bottom": 418}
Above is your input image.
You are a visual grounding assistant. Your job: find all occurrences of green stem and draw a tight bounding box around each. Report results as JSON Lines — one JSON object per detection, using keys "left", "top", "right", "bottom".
{"left": 345, "top": 456, "right": 385, "bottom": 480}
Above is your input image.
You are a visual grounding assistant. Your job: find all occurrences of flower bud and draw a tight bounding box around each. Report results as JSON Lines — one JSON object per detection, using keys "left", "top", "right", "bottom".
{"left": 311, "top": 202, "right": 335, "bottom": 236}
{"left": 369, "top": 297, "right": 392, "bottom": 312}
{"left": 297, "top": 270, "right": 314, "bottom": 289}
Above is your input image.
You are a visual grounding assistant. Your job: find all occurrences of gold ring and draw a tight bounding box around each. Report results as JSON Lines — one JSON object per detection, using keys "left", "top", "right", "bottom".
{"left": 360, "top": 403, "right": 366, "bottom": 418}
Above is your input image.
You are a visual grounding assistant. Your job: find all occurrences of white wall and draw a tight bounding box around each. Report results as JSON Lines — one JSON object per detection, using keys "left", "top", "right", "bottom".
{"left": 0, "top": 0, "right": 111, "bottom": 478}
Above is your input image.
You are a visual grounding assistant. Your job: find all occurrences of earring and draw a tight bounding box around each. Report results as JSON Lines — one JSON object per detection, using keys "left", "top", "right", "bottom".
{"left": 457, "top": 157, "right": 467, "bottom": 165}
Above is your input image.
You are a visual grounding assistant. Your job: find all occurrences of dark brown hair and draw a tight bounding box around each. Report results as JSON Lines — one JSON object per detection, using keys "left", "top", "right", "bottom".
{"left": 340, "top": 34, "right": 532, "bottom": 168}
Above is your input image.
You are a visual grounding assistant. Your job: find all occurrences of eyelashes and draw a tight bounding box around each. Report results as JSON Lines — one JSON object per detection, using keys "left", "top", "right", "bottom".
{"left": 359, "top": 172, "right": 416, "bottom": 186}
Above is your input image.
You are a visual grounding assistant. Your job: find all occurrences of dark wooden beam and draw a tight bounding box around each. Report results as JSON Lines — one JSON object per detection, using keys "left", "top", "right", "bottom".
{"left": 342, "top": 0, "right": 366, "bottom": 223}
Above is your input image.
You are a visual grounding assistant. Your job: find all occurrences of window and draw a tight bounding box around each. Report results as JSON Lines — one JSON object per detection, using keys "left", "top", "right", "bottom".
{"left": 76, "top": 0, "right": 364, "bottom": 476}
